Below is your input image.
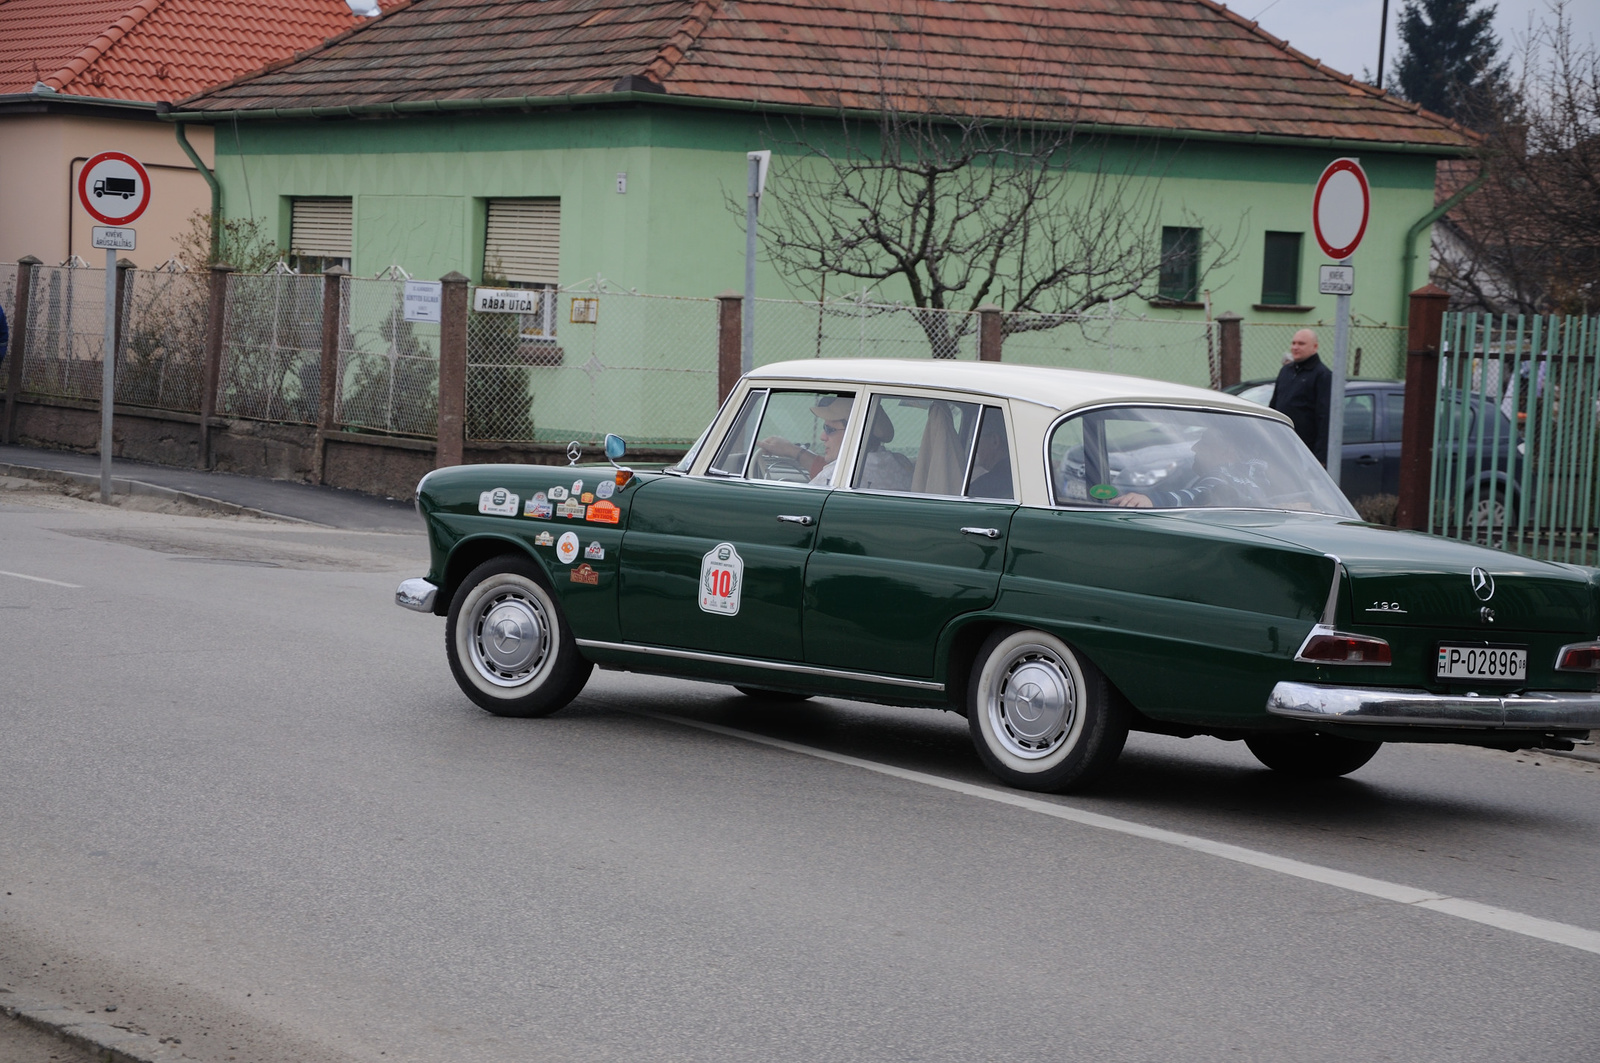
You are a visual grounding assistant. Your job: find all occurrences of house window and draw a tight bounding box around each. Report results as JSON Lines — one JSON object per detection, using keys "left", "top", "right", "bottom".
{"left": 1261, "top": 231, "right": 1302, "bottom": 305}
{"left": 1158, "top": 227, "right": 1200, "bottom": 303}
{"left": 484, "top": 198, "right": 560, "bottom": 340}
{"left": 288, "top": 197, "right": 352, "bottom": 273}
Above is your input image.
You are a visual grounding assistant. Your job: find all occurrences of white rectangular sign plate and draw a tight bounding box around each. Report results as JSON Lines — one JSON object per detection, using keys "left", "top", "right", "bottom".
{"left": 403, "top": 280, "right": 442, "bottom": 323}
{"left": 473, "top": 287, "right": 540, "bottom": 314}
{"left": 1319, "top": 264, "right": 1355, "bottom": 296}
{"left": 91, "top": 226, "right": 136, "bottom": 250}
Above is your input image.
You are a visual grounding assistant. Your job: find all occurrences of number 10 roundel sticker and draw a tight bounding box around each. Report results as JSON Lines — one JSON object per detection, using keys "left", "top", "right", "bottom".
{"left": 699, "top": 542, "right": 744, "bottom": 616}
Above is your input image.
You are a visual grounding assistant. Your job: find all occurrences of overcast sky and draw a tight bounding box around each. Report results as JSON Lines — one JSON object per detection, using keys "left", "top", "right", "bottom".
{"left": 1235, "top": 0, "right": 1599, "bottom": 87}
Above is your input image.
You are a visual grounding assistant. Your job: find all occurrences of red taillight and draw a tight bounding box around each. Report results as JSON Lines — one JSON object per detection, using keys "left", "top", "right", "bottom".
{"left": 1555, "top": 641, "right": 1600, "bottom": 671}
{"left": 1298, "top": 630, "right": 1392, "bottom": 665}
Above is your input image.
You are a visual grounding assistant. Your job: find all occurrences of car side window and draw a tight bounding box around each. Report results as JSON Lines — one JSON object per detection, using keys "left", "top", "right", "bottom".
{"left": 851, "top": 394, "right": 981, "bottom": 495}
{"left": 965, "top": 406, "right": 1014, "bottom": 500}
{"left": 1344, "top": 393, "right": 1375, "bottom": 444}
{"left": 750, "top": 390, "right": 858, "bottom": 485}
{"left": 1383, "top": 390, "right": 1404, "bottom": 442}
{"left": 707, "top": 389, "right": 768, "bottom": 477}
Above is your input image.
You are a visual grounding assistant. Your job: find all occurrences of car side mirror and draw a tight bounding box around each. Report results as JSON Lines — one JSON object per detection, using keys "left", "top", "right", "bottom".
{"left": 604, "top": 433, "right": 627, "bottom": 462}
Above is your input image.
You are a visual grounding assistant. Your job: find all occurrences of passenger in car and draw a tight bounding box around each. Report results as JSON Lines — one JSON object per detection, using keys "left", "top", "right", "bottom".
{"left": 1109, "top": 428, "right": 1268, "bottom": 509}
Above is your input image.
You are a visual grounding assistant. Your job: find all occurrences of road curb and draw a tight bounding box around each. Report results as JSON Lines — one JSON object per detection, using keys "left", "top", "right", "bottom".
{"left": 1, "top": 989, "right": 171, "bottom": 1062}
{"left": 0, "top": 462, "right": 321, "bottom": 526}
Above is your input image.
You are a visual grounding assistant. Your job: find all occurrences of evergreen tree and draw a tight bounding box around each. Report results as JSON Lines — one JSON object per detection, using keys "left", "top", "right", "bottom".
{"left": 1392, "top": 0, "right": 1509, "bottom": 127}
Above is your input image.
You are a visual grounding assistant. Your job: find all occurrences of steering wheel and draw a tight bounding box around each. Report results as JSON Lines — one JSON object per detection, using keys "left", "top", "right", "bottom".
{"left": 752, "top": 446, "right": 811, "bottom": 483}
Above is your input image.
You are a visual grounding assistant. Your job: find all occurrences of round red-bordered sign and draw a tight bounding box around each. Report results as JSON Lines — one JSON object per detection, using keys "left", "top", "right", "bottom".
{"left": 77, "top": 151, "right": 151, "bottom": 226}
{"left": 1312, "top": 158, "right": 1370, "bottom": 260}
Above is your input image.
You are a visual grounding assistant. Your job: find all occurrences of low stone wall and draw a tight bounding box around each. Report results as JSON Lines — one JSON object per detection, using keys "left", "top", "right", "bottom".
{"left": 10, "top": 397, "right": 686, "bottom": 501}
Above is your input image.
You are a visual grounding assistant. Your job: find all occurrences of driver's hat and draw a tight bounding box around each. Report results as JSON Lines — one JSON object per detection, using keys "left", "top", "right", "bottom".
{"left": 809, "top": 396, "right": 854, "bottom": 421}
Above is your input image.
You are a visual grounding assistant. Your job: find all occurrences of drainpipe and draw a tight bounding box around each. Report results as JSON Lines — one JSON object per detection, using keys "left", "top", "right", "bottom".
{"left": 173, "top": 119, "right": 220, "bottom": 261}
{"left": 1400, "top": 165, "right": 1486, "bottom": 324}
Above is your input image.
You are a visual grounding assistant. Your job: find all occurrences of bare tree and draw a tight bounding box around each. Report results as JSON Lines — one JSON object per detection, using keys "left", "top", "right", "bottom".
{"left": 1435, "top": 2, "right": 1600, "bottom": 315}
{"left": 749, "top": 33, "right": 1238, "bottom": 357}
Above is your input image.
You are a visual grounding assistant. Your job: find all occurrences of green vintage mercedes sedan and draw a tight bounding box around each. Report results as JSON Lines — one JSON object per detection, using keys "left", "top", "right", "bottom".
{"left": 396, "top": 360, "right": 1600, "bottom": 792}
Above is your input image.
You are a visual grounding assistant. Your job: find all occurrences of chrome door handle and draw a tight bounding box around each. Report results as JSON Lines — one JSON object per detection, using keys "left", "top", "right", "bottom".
{"left": 776, "top": 514, "right": 814, "bottom": 526}
{"left": 960, "top": 526, "right": 1001, "bottom": 539}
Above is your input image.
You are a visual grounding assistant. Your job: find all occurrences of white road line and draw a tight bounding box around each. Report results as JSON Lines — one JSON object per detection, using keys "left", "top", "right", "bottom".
{"left": 0, "top": 570, "right": 81, "bottom": 588}
{"left": 637, "top": 709, "right": 1600, "bottom": 958}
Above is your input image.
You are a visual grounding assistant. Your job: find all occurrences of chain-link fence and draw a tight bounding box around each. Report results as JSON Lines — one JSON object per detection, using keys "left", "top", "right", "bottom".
{"left": 465, "top": 282, "right": 717, "bottom": 445}
{"left": 1003, "top": 311, "right": 1217, "bottom": 386}
{"left": 19, "top": 265, "right": 107, "bottom": 401}
{"left": 218, "top": 270, "right": 323, "bottom": 423}
{"left": 116, "top": 267, "right": 208, "bottom": 412}
{"left": 1239, "top": 321, "right": 1407, "bottom": 384}
{"left": 752, "top": 296, "right": 982, "bottom": 362}
{"left": 336, "top": 276, "right": 439, "bottom": 437}
{"left": 0, "top": 262, "right": 17, "bottom": 334}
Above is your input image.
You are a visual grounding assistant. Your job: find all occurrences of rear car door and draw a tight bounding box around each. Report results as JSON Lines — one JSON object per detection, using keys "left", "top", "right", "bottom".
{"left": 1340, "top": 388, "right": 1384, "bottom": 499}
{"left": 804, "top": 395, "right": 1016, "bottom": 678}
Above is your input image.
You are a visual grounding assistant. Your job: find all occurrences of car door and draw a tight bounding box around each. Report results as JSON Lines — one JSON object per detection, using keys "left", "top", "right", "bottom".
{"left": 617, "top": 388, "right": 847, "bottom": 662}
{"left": 1340, "top": 388, "right": 1384, "bottom": 499}
{"left": 803, "top": 395, "right": 1016, "bottom": 678}
{"left": 1379, "top": 386, "right": 1404, "bottom": 495}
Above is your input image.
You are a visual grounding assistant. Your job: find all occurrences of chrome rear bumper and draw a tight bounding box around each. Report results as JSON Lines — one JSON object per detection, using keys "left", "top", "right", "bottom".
{"left": 1267, "top": 681, "right": 1600, "bottom": 729}
{"left": 395, "top": 577, "right": 438, "bottom": 613}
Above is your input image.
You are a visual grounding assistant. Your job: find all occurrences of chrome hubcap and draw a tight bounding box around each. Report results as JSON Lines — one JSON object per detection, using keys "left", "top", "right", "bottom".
{"left": 470, "top": 588, "right": 550, "bottom": 686}
{"left": 989, "top": 649, "right": 1075, "bottom": 759}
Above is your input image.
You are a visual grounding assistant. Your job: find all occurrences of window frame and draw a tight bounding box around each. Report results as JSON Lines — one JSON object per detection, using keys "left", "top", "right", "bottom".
{"left": 842, "top": 388, "right": 1017, "bottom": 502}
{"left": 1158, "top": 226, "right": 1201, "bottom": 303}
{"left": 1260, "top": 231, "right": 1303, "bottom": 306}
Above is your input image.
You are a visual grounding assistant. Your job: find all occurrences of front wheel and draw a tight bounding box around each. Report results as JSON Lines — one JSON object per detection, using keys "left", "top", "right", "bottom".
{"left": 967, "top": 629, "right": 1128, "bottom": 793}
{"left": 1245, "top": 733, "right": 1381, "bottom": 778}
{"left": 445, "top": 555, "right": 593, "bottom": 717}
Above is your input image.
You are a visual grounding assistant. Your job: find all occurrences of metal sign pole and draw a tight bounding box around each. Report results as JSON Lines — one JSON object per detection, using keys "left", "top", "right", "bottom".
{"left": 742, "top": 155, "right": 759, "bottom": 375}
{"left": 100, "top": 245, "right": 116, "bottom": 502}
{"left": 1326, "top": 256, "right": 1352, "bottom": 486}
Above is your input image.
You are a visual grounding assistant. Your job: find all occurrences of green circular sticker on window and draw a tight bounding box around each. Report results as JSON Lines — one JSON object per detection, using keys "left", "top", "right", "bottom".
{"left": 1089, "top": 484, "right": 1119, "bottom": 500}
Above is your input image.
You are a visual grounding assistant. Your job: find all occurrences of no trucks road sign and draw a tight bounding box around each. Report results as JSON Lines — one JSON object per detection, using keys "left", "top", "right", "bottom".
{"left": 78, "top": 151, "right": 151, "bottom": 227}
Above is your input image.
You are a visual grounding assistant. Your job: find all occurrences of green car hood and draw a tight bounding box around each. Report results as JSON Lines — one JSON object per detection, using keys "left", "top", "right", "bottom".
{"left": 1147, "top": 510, "right": 1600, "bottom": 633}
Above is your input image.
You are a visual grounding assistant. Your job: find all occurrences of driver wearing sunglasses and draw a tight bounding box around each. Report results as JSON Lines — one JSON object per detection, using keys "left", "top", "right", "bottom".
{"left": 757, "top": 396, "right": 853, "bottom": 484}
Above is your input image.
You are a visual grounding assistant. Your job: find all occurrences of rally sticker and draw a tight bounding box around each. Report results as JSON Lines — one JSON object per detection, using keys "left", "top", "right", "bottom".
{"left": 571, "top": 479, "right": 584, "bottom": 496}
{"left": 1089, "top": 484, "right": 1119, "bottom": 500}
{"left": 570, "top": 563, "right": 599, "bottom": 586}
{"left": 580, "top": 492, "right": 594, "bottom": 504}
{"left": 478, "top": 488, "right": 519, "bottom": 516}
{"left": 555, "top": 531, "right": 580, "bottom": 564}
{"left": 586, "top": 500, "right": 620, "bottom": 524}
{"left": 699, "top": 542, "right": 744, "bottom": 616}
{"left": 524, "top": 493, "right": 552, "bottom": 519}
{"left": 534, "top": 531, "right": 554, "bottom": 546}
{"left": 584, "top": 541, "right": 605, "bottom": 560}
{"left": 557, "top": 499, "right": 586, "bottom": 519}
{"left": 548, "top": 486, "right": 569, "bottom": 501}
{"left": 596, "top": 480, "right": 615, "bottom": 499}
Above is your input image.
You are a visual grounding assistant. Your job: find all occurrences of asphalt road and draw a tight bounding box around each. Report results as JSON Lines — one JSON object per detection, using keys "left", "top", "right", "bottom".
{"left": 2, "top": 484, "right": 1597, "bottom": 1063}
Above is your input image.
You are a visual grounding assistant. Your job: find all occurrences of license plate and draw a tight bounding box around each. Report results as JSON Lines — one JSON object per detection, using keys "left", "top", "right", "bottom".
{"left": 1436, "top": 644, "right": 1527, "bottom": 682}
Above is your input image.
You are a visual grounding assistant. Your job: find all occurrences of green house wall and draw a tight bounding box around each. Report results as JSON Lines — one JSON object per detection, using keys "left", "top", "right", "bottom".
{"left": 211, "top": 105, "right": 1443, "bottom": 326}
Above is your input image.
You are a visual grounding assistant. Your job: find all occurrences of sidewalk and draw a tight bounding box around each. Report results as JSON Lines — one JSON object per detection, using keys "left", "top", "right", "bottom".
{"left": 0, "top": 444, "right": 421, "bottom": 534}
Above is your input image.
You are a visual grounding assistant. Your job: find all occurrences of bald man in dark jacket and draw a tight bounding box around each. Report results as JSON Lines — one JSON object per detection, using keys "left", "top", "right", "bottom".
{"left": 1269, "top": 328, "right": 1332, "bottom": 465}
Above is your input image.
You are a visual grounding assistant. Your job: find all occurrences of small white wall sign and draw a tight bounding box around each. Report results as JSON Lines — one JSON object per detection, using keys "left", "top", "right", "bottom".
{"left": 474, "top": 287, "right": 541, "bottom": 313}
{"left": 403, "top": 280, "right": 442, "bottom": 323}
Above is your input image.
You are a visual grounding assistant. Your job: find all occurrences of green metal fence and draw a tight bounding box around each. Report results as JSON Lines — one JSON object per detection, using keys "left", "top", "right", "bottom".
{"left": 1433, "top": 311, "right": 1600, "bottom": 562}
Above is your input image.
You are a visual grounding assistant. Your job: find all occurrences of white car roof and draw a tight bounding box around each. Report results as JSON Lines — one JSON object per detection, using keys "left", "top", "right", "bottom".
{"left": 748, "top": 359, "right": 1274, "bottom": 417}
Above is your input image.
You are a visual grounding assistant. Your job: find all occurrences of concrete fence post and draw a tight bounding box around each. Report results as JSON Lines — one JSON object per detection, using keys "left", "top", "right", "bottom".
{"left": 977, "top": 304, "right": 1003, "bottom": 362}
{"left": 1216, "top": 311, "right": 1242, "bottom": 389}
{"left": 113, "top": 258, "right": 135, "bottom": 378}
{"left": 312, "top": 265, "right": 349, "bottom": 484}
{"left": 199, "top": 262, "right": 234, "bottom": 469}
{"left": 1396, "top": 284, "right": 1450, "bottom": 530}
{"left": 716, "top": 290, "right": 743, "bottom": 404}
{"left": 4, "top": 255, "right": 39, "bottom": 444}
{"left": 436, "top": 271, "right": 469, "bottom": 469}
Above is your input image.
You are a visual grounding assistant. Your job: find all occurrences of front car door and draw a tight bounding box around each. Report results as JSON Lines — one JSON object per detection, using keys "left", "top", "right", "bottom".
{"left": 804, "top": 392, "right": 1018, "bottom": 677}
{"left": 617, "top": 387, "right": 856, "bottom": 662}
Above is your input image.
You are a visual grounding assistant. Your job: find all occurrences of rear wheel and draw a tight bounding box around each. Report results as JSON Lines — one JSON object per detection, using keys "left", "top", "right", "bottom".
{"left": 967, "top": 629, "right": 1128, "bottom": 793}
{"left": 445, "top": 555, "right": 592, "bottom": 718}
{"left": 1245, "top": 733, "right": 1381, "bottom": 778}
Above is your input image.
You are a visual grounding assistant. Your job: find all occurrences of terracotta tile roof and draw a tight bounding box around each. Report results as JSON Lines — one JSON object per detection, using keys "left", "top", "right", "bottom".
{"left": 0, "top": 0, "right": 392, "bottom": 100}
{"left": 176, "top": 0, "right": 1474, "bottom": 151}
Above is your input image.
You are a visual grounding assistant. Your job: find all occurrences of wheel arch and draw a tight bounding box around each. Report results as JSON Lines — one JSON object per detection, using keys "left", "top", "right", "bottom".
{"left": 439, "top": 534, "right": 549, "bottom": 615}
{"left": 937, "top": 614, "right": 1139, "bottom": 718}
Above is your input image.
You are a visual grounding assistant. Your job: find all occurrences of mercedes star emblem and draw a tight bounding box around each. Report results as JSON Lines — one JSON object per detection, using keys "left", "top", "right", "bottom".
{"left": 566, "top": 440, "right": 583, "bottom": 466}
{"left": 1470, "top": 567, "right": 1495, "bottom": 602}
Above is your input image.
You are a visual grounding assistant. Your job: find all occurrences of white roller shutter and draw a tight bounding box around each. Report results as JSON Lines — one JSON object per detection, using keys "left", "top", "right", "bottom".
{"left": 290, "top": 198, "right": 353, "bottom": 257}
{"left": 484, "top": 198, "right": 560, "bottom": 285}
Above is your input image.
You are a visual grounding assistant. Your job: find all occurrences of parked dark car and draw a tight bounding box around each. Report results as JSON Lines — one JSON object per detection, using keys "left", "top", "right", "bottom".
{"left": 1227, "top": 378, "right": 1521, "bottom": 522}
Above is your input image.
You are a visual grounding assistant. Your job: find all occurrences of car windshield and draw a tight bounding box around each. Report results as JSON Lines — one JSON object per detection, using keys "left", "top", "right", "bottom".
{"left": 1050, "top": 406, "right": 1358, "bottom": 517}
